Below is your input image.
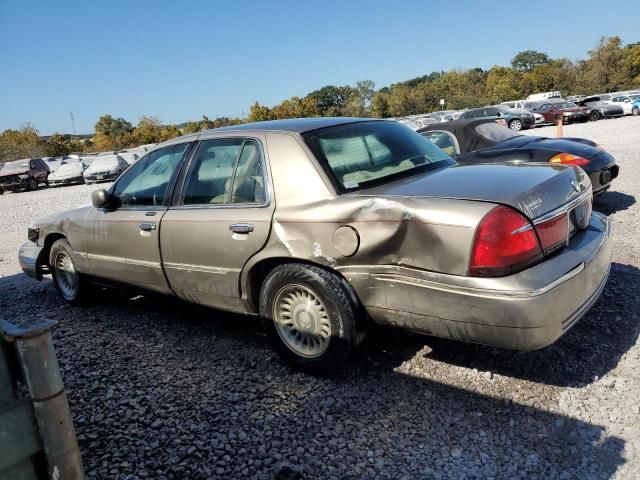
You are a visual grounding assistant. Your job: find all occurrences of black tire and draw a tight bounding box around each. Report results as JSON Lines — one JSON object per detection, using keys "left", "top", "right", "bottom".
{"left": 27, "top": 177, "right": 38, "bottom": 191}
{"left": 633, "top": 107, "right": 639, "bottom": 116}
{"left": 589, "top": 110, "right": 601, "bottom": 121}
{"left": 508, "top": 119, "right": 522, "bottom": 131}
{"left": 259, "top": 263, "right": 366, "bottom": 375}
{"left": 49, "top": 238, "right": 93, "bottom": 304}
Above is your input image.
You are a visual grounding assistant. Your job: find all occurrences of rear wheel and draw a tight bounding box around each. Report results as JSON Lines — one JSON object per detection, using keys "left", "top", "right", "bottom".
{"left": 508, "top": 119, "right": 522, "bottom": 131}
{"left": 633, "top": 107, "right": 639, "bottom": 116}
{"left": 589, "top": 110, "right": 601, "bottom": 121}
{"left": 49, "top": 238, "right": 93, "bottom": 304}
{"left": 259, "top": 263, "right": 366, "bottom": 375}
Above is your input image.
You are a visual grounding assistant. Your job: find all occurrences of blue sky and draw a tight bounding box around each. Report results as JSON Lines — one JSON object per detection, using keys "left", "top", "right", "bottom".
{"left": 0, "top": 0, "right": 638, "bottom": 135}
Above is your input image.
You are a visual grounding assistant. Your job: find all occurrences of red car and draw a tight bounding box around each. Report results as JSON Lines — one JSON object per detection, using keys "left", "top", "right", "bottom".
{"left": 532, "top": 100, "right": 589, "bottom": 124}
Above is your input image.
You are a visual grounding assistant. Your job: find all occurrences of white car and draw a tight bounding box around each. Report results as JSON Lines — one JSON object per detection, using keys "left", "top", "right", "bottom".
{"left": 48, "top": 161, "right": 86, "bottom": 187}
{"left": 83, "top": 154, "right": 128, "bottom": 184}
{"left": 609, "top": 94, "right": 640, "bottom": 115}
{"left": 117, "top": 152, "right": 140, "bottom": 166}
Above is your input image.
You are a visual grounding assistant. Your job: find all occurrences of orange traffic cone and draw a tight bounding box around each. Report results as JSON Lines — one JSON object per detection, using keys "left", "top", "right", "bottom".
{"left": 555, "top": 115, "right": 563, "bottom": 138}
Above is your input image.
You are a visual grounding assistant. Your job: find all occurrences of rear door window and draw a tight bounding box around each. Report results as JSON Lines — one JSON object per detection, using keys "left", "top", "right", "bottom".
{"left": 181, "top": 138, "right": 266, "bottom": 205}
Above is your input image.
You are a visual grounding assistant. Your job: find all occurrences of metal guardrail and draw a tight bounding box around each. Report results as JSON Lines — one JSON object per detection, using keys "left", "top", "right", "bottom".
{"left": 0, "top": 318, "right": 84, "bottom": 479}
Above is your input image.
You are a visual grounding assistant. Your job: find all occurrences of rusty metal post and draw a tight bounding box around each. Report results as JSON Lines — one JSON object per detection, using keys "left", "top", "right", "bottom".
{"left": 2, "top": 319, "right": 84, "bottom": 480}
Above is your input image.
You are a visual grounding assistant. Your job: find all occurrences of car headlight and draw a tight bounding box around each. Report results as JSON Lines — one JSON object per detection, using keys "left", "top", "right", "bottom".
{"left": 18, "top": 174, "right": 29, "bottom": 179}
{"left": 563, "top": 112, "right": 573, "bottom": 116}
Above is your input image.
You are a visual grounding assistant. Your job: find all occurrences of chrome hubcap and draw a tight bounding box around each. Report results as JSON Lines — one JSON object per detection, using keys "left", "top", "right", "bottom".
{"left": 273, "top": 284, "right": 331, "bottom": 358}
{"left": 510, "top": 120, "right": 521, "bottom": 130}
{"left": 54, "top": 251, "right": 78, "bottom": 300}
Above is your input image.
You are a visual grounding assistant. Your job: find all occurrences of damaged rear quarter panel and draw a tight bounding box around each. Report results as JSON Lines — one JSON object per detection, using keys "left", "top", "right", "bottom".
{"left": 241, "top": 131, "right": 495, "bottom": 307}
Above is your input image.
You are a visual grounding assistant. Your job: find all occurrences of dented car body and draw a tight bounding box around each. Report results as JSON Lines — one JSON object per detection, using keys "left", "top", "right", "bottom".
{"left": 19, "top": 118, "right": 611, "bottom": 372}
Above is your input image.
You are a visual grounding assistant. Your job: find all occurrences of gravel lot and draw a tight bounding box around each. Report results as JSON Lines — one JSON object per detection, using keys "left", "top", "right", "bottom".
{"left": 1, "top": 117, "right": 639, "bottom": 479}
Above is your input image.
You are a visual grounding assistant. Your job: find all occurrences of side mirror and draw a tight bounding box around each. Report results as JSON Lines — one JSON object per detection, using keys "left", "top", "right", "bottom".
{"left": 91, "top": 189, "right": 112, "bottom": 209}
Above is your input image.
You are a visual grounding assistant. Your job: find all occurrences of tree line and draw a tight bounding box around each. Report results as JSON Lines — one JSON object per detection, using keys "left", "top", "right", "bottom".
{"left": 1, "top": 36, "right": 638, "bottom": 163}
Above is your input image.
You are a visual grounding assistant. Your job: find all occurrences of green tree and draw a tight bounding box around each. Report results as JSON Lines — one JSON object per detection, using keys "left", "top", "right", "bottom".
{"left": 343, "top": 80, "right": 376, "bottom": 117}
{"left": 94, "top": 114, "right": 133, "bottom": 150}
{"left": 45, "top": 133, "right": 73, "bottom": 156}
{"left": 583, "top": 36, "right": 626, "bottom": 92}
{"left": 371, "top": 90, "right": 391, "bottom": 117}
{"left": 307, "top": 85, "right": 354, "bottom": 116}
{"left": 511, "top": 50, "right": 550, "bottom": 72}
{"left": 0, "top": 123, "right": 45, "bottom": 163}
{"left": 182, "top": 122, "right": 202, "bottom": 134}
{"left": 485, "top": 66, "right": 523, "bottom": 102}
{"left": 248, "top": 102, "right": 275, "bottom": 122}
{"left": 623, "top": 42, "right": 640, "bottom": 85}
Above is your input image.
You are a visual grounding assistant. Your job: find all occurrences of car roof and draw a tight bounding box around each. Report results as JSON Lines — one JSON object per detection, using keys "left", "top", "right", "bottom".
{"left": 417, "top": 118, "right": 508, "bottom": 153}
{"left": 154, "top": 117, "right": 383, "bottom": 149}
{"left": 204, "top": 117, "right": 377, "bottom": 134}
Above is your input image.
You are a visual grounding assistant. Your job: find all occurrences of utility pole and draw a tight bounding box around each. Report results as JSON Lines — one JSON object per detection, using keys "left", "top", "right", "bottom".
{"left": 70, "top": 112, "right": 76, "bottom": 135}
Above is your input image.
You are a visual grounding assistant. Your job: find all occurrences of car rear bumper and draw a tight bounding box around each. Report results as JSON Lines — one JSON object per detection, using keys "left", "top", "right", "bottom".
{"left": 340, "top": 213, "right": 611, "bottom": 350}
{"left": 19, "top": 241, "right": 45, "bottom": 280}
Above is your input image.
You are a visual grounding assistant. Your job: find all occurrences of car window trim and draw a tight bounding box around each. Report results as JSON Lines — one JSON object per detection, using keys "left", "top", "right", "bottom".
{"left": 108, "top": 141, "right": 195, "bottom": 212}
{"left": 171, "top": 136, "right": 271, "bottom": 210}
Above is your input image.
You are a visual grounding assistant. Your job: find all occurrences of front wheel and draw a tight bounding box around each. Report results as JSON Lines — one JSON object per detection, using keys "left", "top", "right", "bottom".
{"left": 27, "top": 177, "right": 38, "bottom": 191}
{"left": 590, "top": 111, "right": 601, "bottom": 121}
{"left": 49, "top": 238, "right": 93, "bottom": 304}
{"left": 633, "top": 107, "right": 639, "bottom": 116}
{"left": 508, "top": 119, "right": 522, "bottom": 131}
{"left": 259, "top": 263, "right": 366, "bottom": 375}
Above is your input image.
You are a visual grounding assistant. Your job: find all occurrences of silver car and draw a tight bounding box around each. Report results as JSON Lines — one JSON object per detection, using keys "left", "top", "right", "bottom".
{"left": 19, "top": 118, "right": 611, "bottom": 374}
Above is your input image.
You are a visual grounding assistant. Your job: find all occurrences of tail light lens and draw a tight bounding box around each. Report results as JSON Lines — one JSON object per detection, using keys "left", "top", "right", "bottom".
{"left": 550, "top": 153, "right": 590, "bottom": 166}
{"left": 535, "top": 213, "right": 569, "bottom": 254}
{"left": 469, "top": 206, "right": 542, "bottom": 277}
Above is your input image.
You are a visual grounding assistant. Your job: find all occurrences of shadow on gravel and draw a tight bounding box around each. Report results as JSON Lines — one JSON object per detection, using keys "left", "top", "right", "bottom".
{"left": 359, "top": 263, "right": 640, "bottom": 389}
{"left": 0, "top": 270, "right": 633, "bottom": 479}
{"left": 593, "top": 191, "right": 636, "bottom": 215}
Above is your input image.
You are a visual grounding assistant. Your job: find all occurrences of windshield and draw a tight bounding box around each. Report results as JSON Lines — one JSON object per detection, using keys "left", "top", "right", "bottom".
{"left": 303, "top": 121, "right": 455, "bottom": 191}
{"left": 90, "top": 156, "right": 119, "bottom": 169}
{"left": 475, "top": 122, "right": 522, "bottom": 143}
{"left": 554, "top": 102, "right": 578, "bottom": 109}
{"left": 630, "top": 95, "right": 640, "bottom": 101}
{"left": 1, "top": 160, "right": 30, "bottom": 173}
{"left": 56, "top": 163, "right": 82, "bottom": 174}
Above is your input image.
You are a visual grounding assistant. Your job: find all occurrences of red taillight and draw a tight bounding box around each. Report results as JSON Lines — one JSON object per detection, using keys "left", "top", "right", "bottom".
{"left": 469, "top": 206, "right": 542, "bottom": 277}
{"left": 535, "top": 213, "right": 569, "bottom": 254}
{"left": 550, "top": 153, "right": 589, "bottom": 166}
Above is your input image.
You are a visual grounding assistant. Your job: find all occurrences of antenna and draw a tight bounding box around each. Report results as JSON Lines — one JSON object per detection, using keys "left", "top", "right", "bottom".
{"left": 70, "top": 112, "right": 76, "bottom": 135}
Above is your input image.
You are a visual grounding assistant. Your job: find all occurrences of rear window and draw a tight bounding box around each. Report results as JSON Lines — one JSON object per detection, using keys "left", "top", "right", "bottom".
{"left": 303, "top": 121, "right": 455, "bottom": 191}
{"left": 475, "top": 123, "right": 522, "bottom": 143}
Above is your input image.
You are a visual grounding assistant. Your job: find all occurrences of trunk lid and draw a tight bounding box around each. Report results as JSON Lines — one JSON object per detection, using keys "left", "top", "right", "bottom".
{"left": 356, "top": 162, "right": 590, "bottom": 221}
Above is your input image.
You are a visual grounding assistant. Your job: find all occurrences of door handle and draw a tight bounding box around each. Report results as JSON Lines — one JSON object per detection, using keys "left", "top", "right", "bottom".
{"left": 229, "top": 223, "right": 254, "bottom": 234}
{"left": 138, "top": 222, "right": 157, "bottom": 232}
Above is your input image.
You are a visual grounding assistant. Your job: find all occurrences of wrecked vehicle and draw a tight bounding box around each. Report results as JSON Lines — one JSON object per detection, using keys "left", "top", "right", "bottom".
{"left": 0, "top": 158, "right": 49, "bottom": 193}
{"left": 18, "top": 118, "right": 611, "bottom": 374}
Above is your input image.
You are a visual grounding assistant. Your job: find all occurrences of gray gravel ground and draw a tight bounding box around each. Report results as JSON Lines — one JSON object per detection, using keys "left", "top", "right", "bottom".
{"left": 1, "top": 117, "right": 639, "bottom": 479}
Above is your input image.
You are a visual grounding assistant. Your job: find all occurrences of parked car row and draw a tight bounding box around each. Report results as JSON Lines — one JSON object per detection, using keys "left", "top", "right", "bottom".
{"left": 0, "top": 143, "right": 158, "bottom": 194}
